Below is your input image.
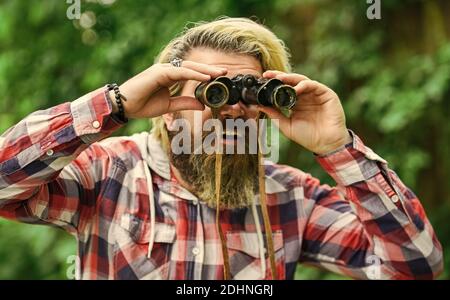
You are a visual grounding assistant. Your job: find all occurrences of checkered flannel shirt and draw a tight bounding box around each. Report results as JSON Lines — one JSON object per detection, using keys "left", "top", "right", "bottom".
{"left": 0, "top": 87, "right": 443, "bottom": 279}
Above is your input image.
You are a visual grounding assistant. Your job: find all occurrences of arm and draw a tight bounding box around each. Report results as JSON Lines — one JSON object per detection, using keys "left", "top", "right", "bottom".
{"left": 299, "top": 132, "right": 443, "bottom": 279}
{"left": 0, "top": 88, "right": 124, "bottom": 234}
{"left": 0, "top": 61, "right": 226, "bottom": 234}
{"left": 258, "top": 70, "right": 443, "bottom": 279}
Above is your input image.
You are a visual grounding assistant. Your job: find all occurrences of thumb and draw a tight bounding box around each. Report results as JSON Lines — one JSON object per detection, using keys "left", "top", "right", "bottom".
{"left": 167, "top": 96, "right": 205, "bottom": 113}
{"left": 256, "top": 106, "right": 290, "bottom": 129}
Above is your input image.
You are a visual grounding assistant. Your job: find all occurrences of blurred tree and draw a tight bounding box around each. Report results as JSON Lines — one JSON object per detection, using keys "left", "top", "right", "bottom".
{"left": 0, "top": 0, "right": 448, "bottom": 279}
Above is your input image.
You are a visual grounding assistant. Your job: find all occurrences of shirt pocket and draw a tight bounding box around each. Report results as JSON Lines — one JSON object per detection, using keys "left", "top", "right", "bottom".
{"left": 114, "top": 213, "right": 175, "bottom": 279}
{"left": 226, "top": 230, "right": 285, "bottom": 280}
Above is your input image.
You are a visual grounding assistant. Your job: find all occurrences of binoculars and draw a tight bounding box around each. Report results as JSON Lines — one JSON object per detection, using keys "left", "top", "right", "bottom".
{"left": 195, "top": 74, "right": 297, "bottom": 109}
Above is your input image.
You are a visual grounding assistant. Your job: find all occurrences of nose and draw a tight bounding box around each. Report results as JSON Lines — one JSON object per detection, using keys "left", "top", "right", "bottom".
{"left": 218, "top": 103, "right": 245, "bottom": 119}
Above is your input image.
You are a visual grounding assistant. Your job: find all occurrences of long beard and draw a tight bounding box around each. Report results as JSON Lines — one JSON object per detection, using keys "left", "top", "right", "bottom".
{"left": 167, "top": 118, "right": 259, "bottom": 210}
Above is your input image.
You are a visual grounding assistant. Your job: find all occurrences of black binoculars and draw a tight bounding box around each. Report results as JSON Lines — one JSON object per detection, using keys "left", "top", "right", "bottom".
{"left": 194, "top": 74, "right": 297, "bottom": 109}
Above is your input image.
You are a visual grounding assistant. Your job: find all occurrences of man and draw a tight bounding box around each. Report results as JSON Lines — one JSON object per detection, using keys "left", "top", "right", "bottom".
{"left": 0, "top": 17, "right": 443, "bottom": 279}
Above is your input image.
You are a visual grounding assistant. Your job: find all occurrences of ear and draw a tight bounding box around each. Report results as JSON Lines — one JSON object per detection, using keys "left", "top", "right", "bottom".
{"left": 162, "top": 113, "right": 176, "bottom": 131}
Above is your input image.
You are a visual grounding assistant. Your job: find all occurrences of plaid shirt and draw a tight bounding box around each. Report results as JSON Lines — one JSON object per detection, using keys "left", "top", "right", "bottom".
{"left": 0, "top": 88, "right": 443, "bottom": 280}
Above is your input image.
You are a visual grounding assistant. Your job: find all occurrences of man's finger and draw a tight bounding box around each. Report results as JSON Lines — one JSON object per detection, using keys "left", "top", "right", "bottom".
{"left": 167, "top": 96, "right": 205, "bottom": 113}
{"left": 294, "top": 80, "right": 323, "bottom": 95}
{"left": 256, "top": 106, "right": 290, "bottom": 129}
{"left": 275, "top": 73, "right": 309, "bottom": 86}
{"left": 164, "top": 67, "right": 211, "bottom": 85}
{"left": 181, "top": 60, "right": 228, "bottom": 78}
{"left": 262, "top": 70, "right": 285, "bottom": 78}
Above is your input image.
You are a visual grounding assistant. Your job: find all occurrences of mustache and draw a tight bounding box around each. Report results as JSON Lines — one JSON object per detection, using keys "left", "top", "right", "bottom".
{"left": 168, "top": 116, "right": 260, "bottom": 155}
{"left": 172, "top": 113, "right": 258, "bottom": 135}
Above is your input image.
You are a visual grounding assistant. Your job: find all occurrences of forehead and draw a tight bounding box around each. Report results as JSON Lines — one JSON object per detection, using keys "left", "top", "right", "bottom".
{"left": 184, "top": 47, "right": 263, "bottom": 77}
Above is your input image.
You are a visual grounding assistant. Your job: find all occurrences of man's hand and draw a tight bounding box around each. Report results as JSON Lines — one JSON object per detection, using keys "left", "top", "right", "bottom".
{"left": 110, "top": 61, "right": 227, "bottom": 119}
{"left": 256, "top": 70, "right": 351, "bottom": 156}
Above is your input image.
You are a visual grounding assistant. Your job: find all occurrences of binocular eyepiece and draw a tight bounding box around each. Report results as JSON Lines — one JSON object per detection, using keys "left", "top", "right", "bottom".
{"left": 195, "top": 74, "right": 297, "bottom": 109}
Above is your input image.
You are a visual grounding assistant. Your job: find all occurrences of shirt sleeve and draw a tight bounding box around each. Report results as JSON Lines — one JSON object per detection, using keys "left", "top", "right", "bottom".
{"left": 0, "top": 87, "right": 125, "bottom": 234}
{"left": 298, "top": 131, "right": 443, "bottom": 279}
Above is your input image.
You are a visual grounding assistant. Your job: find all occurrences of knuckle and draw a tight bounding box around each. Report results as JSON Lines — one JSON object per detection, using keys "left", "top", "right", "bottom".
{"left": 151, "top": 63, "right": 167, "bottom": 73}
{"left": 155, "top": 63, "right": 167, "bottom": 69}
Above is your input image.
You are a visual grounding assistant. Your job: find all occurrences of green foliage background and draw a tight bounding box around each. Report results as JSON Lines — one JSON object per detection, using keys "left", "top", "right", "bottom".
{"left": 0, "top": 0, "right": 448, "bottom": 279}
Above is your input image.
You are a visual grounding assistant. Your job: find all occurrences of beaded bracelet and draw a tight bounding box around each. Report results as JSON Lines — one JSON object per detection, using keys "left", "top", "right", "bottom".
{"left": 106, "top": 83, "right": 128, "bottom": 122}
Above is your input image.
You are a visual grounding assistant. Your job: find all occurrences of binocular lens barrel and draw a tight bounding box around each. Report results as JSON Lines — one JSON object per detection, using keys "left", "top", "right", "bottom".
{"left": 195, "top": 74, "right": 297, "bottom": 109}
{"left": 272, "top": 85, "right": 297, "bottom": 109}
{"left": 252, "top": 78, "right": 297, "bottom": 109}
{"left": 195, "top": 80, "right": 229, "bottom": 108}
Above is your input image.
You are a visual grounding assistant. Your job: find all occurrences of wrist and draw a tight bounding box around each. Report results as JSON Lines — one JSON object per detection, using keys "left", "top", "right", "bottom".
{"left": 108, "top": 90, "right": 119, "bottom": 114}
{"left": 314, "top": 131, "right": 352, "bottom": 156}
{"left": 315, "top": 132, "right": 385, "bottom": 186}
{"left": 106, "top": 83, "right": 128, "bottom": 122}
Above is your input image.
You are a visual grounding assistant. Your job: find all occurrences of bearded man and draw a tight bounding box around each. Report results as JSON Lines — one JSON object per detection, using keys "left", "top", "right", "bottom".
{"left": 0, "top": 17, "right": 443, "bottom": 280}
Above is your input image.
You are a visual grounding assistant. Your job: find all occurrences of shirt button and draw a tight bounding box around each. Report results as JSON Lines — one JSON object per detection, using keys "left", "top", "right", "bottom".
{"left": 192, "top": 247, "right": 200, "bottom": 256}
{"left": 46, "top": 149, "right": 54, "bottom": 156}
{"left": 92, "top": 120, "right": 101, "bottom": 129}
{"left": 192, "top": 199, "right": 199, "bottom": 206}
{"left": 391, "top": 195, "right": 400, "bottom": 203}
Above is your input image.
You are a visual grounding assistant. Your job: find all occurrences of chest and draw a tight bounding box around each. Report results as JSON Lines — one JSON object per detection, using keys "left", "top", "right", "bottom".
{"left": 78, "top": 165, "right": 307, "bottom": 279}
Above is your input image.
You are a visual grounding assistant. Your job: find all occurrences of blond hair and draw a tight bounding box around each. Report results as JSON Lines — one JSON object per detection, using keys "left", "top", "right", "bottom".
{"left": 152, "top": 17, "right": 292, "bottom": 146}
